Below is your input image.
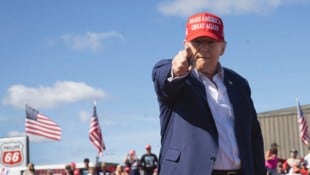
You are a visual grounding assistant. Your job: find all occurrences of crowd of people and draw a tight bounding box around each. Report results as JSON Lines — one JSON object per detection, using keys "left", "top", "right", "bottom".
{"left": 22, "top": 144, "right": 158, "bottom": 175}
{"left": 265, "top": 142, "right": 310, "bottom": 175}
{"left": 22, "top": 141, "right": 310, "bottom": 175}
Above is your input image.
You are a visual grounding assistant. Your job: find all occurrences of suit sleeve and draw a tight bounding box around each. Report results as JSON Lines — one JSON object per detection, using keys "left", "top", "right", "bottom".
{"left": 245, "top": 81, "right": 267, "bottom": 175}
{"left": 152, "top": 59, "right": 189, "bottom": 103}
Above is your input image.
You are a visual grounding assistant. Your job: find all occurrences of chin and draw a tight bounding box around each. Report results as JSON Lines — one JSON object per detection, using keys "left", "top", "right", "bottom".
{"left": 196, "top": 59, "right": 208, "bottom": 66}
{"left": 195, "top": 64, "right": 207, "bottom": 71}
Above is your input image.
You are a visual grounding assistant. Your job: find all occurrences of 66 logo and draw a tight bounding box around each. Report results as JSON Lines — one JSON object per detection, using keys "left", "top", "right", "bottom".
{"left": 1, "top": 142, "right": 24, "bottom": 167}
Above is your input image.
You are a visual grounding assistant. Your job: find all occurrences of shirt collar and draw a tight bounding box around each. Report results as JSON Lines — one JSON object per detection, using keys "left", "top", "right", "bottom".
{"left": 193, "top": 63, "right": 224, "bottom": 80}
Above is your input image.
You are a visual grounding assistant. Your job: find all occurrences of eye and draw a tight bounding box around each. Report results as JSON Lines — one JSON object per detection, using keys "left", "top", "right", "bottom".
{"left": 192, "top": 39, "right": 216, "bottom": 46}
{"left": 192, "top": 40, "right": 205, "bottom": 45}
{"left": 208, "top": 40, "right": 216, "bottom": 46}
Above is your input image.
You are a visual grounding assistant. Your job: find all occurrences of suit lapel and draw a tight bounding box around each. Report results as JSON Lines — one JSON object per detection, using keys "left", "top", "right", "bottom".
{"left": 188, "top": 71, "right": 207, "bottom": 102}
{"left": 223, "top": 69, "right": 242, "bottom": 135}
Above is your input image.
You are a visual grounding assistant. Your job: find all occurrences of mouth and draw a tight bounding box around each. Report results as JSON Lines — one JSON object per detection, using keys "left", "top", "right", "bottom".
{"left": 196, "top": 56, "right": 208, "bottom": 59}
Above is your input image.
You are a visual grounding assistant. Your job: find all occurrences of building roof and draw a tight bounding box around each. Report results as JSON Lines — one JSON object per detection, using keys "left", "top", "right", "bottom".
{"left": 258, "top": 104, "right": 310, "bottom": 118}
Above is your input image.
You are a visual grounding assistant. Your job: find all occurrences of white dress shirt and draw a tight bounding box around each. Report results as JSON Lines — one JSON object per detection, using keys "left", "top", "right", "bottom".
{"left": 197, "top": 68, "right": 241, "bottom": 170}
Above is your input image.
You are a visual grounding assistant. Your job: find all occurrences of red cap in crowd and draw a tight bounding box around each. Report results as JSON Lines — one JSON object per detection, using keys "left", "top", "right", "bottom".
{"left": 70, "top": 162, "right": 76, "bottom": 169}
{"left": 185, "top": 12, "right": 224, "bottom": 42}
{"left": 124, "top": 167, "right": 130, "bottom": 173}
{"left": 145, "top": 144, "right": 151, "bottom": 150}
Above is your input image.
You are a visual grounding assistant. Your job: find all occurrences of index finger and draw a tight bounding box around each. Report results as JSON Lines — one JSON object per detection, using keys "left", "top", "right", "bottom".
{"left": 185, "top": 46, "right": 195, "bottom": 65}
{"left": 185, "top": 46, "right": 193, "bottom": 59}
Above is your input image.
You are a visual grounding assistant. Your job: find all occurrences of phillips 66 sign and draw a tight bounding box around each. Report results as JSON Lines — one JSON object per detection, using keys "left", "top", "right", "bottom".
{"left": 0, "top": 136, "right": 28, "bottom": 168}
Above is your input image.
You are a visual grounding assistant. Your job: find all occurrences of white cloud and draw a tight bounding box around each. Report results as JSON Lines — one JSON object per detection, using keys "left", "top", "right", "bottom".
{"left": 62, "top": 31, "right": 124, "bottom": 51}
{"left": 158, "top": 0, "right": 309, "bottom": 16}
{"left": 2, "top": 81, "right": 106, "bottom": 109}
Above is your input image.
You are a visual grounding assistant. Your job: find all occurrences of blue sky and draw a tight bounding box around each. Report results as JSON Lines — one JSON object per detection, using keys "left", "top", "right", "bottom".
{"left": 1, "top": 0, "right": 310, "bottom": 166}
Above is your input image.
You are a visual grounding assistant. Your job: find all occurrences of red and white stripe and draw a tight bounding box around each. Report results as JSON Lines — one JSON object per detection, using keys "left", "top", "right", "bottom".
{"left": 89, "top": 104, "right": 105, "bottom": 155}
{"left": 25, "top": 113, "right": 62, "bottom": 141}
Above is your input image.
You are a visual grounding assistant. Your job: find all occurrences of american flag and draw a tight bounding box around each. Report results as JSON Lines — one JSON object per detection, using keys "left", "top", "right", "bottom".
{"left": 89, "top": 102, "right": 106, "bottom": 155}
{"left": 297, "top": 99, "right": 310, "bottom": 145}
{"left": 25, "top": 104, "right": 62, "bottom": 141}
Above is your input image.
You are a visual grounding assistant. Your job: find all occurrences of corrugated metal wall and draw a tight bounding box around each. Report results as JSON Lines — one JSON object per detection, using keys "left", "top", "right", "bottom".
{"left": 258, "top": 105, "right": 310, "bottom": 159}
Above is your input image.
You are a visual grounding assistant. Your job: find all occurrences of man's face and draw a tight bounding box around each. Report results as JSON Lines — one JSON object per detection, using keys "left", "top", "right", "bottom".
{"left": 84, "top": 161, "right": 89, "bottom": 167}
{"left": 185, "top": 36, "right": 226, "bottom": 76}
{"left": 290, "top": 151, "right": 298, "bottom": 158}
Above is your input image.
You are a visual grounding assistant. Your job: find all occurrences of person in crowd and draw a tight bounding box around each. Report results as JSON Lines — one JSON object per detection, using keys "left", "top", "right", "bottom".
{"left": 284, "top": 149, "right": 302, "bottom": 174}
{"left": 70, "top": 162, "right": 80, "bottom": 175}
{"left": 140, "top": 144, "right": 158, "bottom": 175}
{"left": 276, "top": 161, "right": 286, "bottom": 175}
{"left": 80, "top": 158, "right": 90, "bottom": 175}
{"left": 64, "top": 164, "right": 74, "bottom": 175}
{"left": 303, "top": 145, "right": 310, "bottom": 169}
{"left": 97, "top": 162, "right": 111, "bottom": 175}
{"left": 265, "top": 142, "right": 280, "bottom": 175}
{"left": 152, "top": 11, "right": 266, "bottom": 175}
{"left": 113, "top": 165, "right": 123, "bottom": 175}
{"left": 23, "top": 162, "right": 37, "bottom": 175}
{"left": 88, "top": 166, "right": 96, "bottom": 175}
{"left": 123, "top": 167, "right": 130, "bottom": 175}
{"left": 298, "top": 161, "right": 308, "bottom": 175}
{"left": 124, "top": 150, "right": 140, "bottom": 175}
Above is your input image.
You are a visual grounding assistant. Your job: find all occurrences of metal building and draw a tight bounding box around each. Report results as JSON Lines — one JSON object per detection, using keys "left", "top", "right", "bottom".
{"left": 258, "top": 104, "right": 310, "bottom": 159}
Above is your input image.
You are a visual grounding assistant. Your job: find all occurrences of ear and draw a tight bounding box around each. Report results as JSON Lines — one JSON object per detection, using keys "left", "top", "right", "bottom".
{"left": 220, "top": 41, "right": 227, "bottom": 56}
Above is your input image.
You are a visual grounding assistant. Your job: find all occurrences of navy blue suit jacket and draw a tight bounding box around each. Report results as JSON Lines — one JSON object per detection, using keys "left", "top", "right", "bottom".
{"left": 152, "top": 59, "right": 266, "bottom": 175}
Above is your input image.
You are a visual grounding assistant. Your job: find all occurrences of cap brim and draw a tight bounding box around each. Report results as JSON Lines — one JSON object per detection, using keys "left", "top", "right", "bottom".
{"left": 186, "top": 31, "right": 223, "bottom": 42}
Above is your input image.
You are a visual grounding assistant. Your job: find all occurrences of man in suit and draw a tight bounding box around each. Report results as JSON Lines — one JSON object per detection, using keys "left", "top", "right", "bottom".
{"left": 152, "top": 12, "right": 266, "bottom": 175}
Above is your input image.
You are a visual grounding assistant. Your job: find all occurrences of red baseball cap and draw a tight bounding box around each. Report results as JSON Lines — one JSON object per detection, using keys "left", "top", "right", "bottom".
{"left": 145, "top": 144, "right": 151, "bottom": 150}
{"left": 124, "top": 167, "right": 130, "bottom": 172}
{"left": 70, "top": 162, "right": 76, "bottom": 169}
{"left": 185, "top": 12, "right": 224, "bottom": 42}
